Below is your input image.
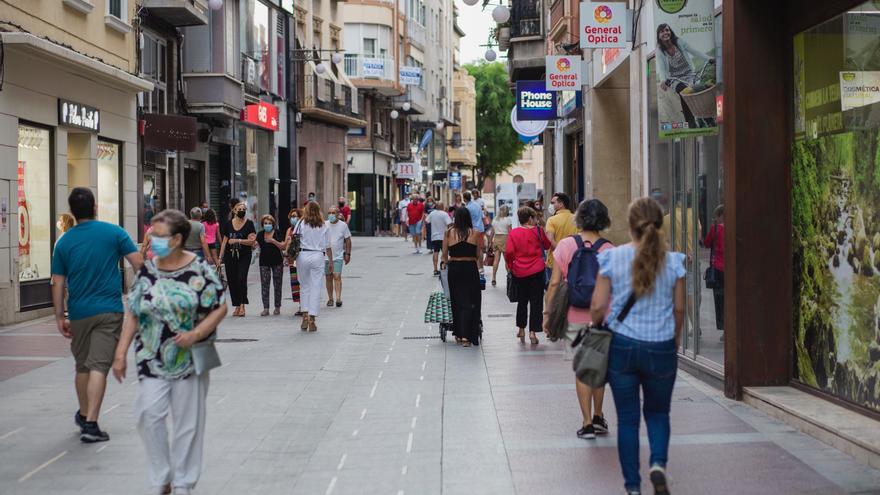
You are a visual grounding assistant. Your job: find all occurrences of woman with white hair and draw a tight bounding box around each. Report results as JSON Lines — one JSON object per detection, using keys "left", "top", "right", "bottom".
{"left": 185, "top": 207, "right": 213, "bottom": 264}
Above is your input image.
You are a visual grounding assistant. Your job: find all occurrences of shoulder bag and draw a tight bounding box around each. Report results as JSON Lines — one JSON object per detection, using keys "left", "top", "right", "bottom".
{"left": 191, "top": 333, "right": 222, "bottom": 375}
{"left": 571, "top": 292, "right": 638, "bottom": 388}
{"left": 286, "top": 222, "right": 303, "bottom": 259}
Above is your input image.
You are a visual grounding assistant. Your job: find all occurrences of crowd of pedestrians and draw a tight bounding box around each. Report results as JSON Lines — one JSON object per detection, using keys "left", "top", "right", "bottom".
{"left": 48, "top": 182, "right": 692, "bottom": 494}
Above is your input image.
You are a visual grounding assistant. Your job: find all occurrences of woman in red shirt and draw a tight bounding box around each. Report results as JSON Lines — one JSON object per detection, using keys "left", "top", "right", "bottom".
{"left": 505, "top": 206, "right": 551, "bottom": 345}
{"left": 703, "top": 204, "right": 725, "bottom": 335}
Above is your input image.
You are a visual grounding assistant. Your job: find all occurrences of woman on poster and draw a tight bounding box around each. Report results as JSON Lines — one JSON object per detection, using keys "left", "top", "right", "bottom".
{"left": 656, "top": 23, "right": 715, "bottom": 129}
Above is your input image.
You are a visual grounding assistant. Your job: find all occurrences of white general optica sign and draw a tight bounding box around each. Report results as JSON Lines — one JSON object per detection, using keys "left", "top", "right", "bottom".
{"left": 580, "top": 1, "right": 627, "bottom": 49}
{"left": 546, "top": 55, "right": 582, "bottom": 91}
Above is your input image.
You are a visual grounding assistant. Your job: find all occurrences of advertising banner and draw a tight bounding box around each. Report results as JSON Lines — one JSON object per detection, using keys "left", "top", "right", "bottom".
{"left": 580, "top": 2, "right": 627, "bottom": 49}
{"left": 400, "top": 66, "right": 422, "bottom": 86}
{"left": 449, "top": 171, "right": 462, "bottom": 191}
{"left": 362, "top": 58, "right": 385, "bottom": 78}
{"left": 546, "top": 56, "right": 582, "bottom": 91}
{"left": 653, "top": 0, "right": 718, "bottom": 138}
{"left": 516, "top": 80, "right": 556, "bottom": 121}
{"left": 839, "top": 71, "right": 880, "bottom": 112}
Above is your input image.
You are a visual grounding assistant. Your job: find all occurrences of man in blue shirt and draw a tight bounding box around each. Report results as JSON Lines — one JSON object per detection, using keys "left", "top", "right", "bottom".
{"left": 464, "top": 190, "right": 485, "bottom": 234}
{"left": 51, "top": 187, "right": 142, "bottom": 443}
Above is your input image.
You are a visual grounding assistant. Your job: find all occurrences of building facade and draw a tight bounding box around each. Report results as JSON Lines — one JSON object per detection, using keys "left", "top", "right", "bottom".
{"left": 0, "top": 0, "right": 152, "bottom": 322}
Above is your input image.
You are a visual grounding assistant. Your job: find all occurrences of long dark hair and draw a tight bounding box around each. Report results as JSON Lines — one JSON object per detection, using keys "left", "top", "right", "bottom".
{"left": 451, "top": 206, "right": 473, "bottom": 242}
{"left": 656, "top": 23, "right": 680, "bottom": 50}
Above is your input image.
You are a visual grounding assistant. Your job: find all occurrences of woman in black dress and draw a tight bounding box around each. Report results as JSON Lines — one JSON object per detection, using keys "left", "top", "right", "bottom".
{"left": 218, "top": 201, "right": 257, "bottom": 317}
{"left": 442, "top": 207, "right": 483, "bottom": 346}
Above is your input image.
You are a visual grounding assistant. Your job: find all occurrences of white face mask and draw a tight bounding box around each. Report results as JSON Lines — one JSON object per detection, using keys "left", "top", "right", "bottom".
{"left": 547, "top": 204, "right": 556, "bottom": 215}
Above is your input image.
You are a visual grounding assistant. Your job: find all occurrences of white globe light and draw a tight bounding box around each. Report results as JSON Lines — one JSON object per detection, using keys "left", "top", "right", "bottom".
{"left": 435, "top": 121, "right": 444, "bottom": 130}
{"left": 331, "top": 53, "right": 343, "bottom": 64}
{"left": 492, "top": 5, "right": 510, "bottom": 23}
{"left": 485, "top": 49, "right": 497, "bottom": 62}
{"left": 209, "top": 0, "right": 223, "bottom": 10}
{"left": 402, "top": 102, "right": 411, "bottom": 111}
{"left": 315, "top": 62, "right": 326, "bottom": 75}
{"left": 390, "top": 110, "right": 399, "bottom": 120}
{"left": 463, "top": 0, "right": 479, "bottom": 5}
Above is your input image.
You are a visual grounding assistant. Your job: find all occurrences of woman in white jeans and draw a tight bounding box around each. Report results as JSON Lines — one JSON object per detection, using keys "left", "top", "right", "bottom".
{"left": 112, "top": 209, "right": 227, "bottom": 495}
{"left": 294, "top": 201, "right": 332, "bottom": 332}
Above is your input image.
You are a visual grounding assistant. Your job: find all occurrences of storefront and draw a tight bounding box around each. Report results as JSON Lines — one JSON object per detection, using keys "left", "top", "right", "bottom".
{"left": 0, "top": 33, "right": 150, "bottom": 323}
{"left": 239, "top": 101, "right": 280, "bottom": 223}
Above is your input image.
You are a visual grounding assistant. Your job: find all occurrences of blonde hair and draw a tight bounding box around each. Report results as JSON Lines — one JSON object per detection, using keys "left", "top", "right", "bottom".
{"left": 629, "top": 197, "right": 666, "bottom": 297}
{"left": 260, "top": 214, "right": 276, "bottom": 226}
{"left": 58, "top": 212, "right": 76, "bottom": 232}
{"left": 302, "top": 201, "right": 324, "bottom": 228}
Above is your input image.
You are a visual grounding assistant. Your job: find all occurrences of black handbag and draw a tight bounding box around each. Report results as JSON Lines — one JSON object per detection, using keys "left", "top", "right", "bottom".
{"left": 506, "top": 271, "right": 518, "bottom": 303}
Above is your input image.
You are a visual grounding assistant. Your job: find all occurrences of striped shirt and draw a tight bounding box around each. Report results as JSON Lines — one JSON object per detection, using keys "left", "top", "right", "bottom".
{"left": 597, "top": 245, "right": 686, "bottom": 342}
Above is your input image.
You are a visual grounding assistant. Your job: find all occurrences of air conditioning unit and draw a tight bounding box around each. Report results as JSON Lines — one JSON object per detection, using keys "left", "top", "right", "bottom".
{"left": 373, "top": 122, "right": 383, "bottom": 136}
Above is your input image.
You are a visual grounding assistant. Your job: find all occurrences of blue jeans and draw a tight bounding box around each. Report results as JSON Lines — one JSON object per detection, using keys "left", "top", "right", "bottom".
{"left": 607, "top": 333, "right": 677, "bottom": 491}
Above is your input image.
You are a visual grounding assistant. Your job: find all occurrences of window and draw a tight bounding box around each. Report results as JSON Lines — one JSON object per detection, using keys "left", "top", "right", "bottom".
{"left": 97, "top": 140, "right": 122, "bottom": 226}
{"left": 17, "top": 124, "right": 52, "bottom": 282}
{"left": 108, "top": 0, "right": 123, "bottom": 19}
{"left": 141, "top": 33, "right": 168, "bottom": 114}
{"left": 363, "top": 38, "right": 377, "bottom": 57}
{"left": 241, "top": 0, "right": 271, "bottom": 91}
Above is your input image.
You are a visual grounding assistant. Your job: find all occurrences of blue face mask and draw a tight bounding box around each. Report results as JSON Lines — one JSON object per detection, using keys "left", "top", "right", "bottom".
{"left": 290, "top": 218, "right": 299, "bottom": 226}
{"left": 151, "top": 236, "right": 172, "bottom": 258}
{"left": 328, "top": 214, "right": 338, "bottom": 223}
{"left": 263, "top": 224, "right": 273, "bottom": 233}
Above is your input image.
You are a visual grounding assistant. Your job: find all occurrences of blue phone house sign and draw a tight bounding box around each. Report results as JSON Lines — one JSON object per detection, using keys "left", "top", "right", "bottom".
{"left": 516, "top": 81, "right": 556, "bottom": 121}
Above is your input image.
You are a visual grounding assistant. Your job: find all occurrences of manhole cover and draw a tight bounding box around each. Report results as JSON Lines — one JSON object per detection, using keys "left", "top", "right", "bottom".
{"left": 405, "top": 272, "right": 424, "bottom": 276}
{"left": 487, "top": 313, "right": 513, "bottom": 318}
{"left": 350, "top": 332, "right": 382, "bottom": 336}
{"left": 403, "top": 336, "right": 441, "bottom": 340}
{"left": 216, "top": 338, "right": 259, "bottom": 343}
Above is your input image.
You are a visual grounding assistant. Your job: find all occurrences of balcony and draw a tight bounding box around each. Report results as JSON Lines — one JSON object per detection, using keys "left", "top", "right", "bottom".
{"left": 510, "top": 0, "right": 543, "bottom": 39}
{"left": 300, "top": 75, "right": 367, "bottom": 128}
{"left": 408, "top": 19, "right": 426, "bottom": 49}
{"left": 142, "top": 0, "right": 208, "bottom": 26}
{"left": 407, "top": 84, "right": 427, "bottom": 114}
{"left": 549, "top": 0, "right": 565, "bottom": 33}
{"left": 343, "top": 54, "right": 400, "bottom": 95}
{"left": 183, "top": 73, "right": 243, "bottom": 119}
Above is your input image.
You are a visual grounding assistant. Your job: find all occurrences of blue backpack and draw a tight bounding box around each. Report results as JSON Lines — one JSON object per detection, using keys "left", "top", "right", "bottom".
{"left": 566, "top": 236, "right": 609, "bottom": 308}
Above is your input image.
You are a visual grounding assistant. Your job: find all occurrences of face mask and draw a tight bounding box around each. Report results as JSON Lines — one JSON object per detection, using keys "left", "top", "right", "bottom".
{"left": 263, "top": 224, "right": 273, "bottom": 232}
{"left": 236, "top": 210, "right": 246, "bottom": 219}
{"left": 308, "top": 196, "right": 316, "bottom": 202}
{"left": 151, "top": 236, "right": 172, "bottom": 258}
{"left": 328, "top": 214, "right": 338, "bottom": 223}
{"left": 290, "top": 217, "right": 299, "bottom": 226}
{"left": 547, "top": 204, "right": 556, "bottom": 215}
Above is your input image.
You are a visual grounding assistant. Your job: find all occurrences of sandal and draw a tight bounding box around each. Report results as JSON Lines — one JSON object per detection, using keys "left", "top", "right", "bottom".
{"left": 327, "top": 299, "right": 334, "bottom": 307}
{"left": 462, "top": 341, "right": 472, "bottom": 347}
{"left": 492, "top": 279, "right": 497, "bottom": 287}
{"left": 336, "top": 300, "right": 342, "bottom": 307}
{"left": 517, "top": 328, "right": 525, "bottom": 344}
{"left": 300, "top": 317, "right": 309, "bottom": 330}
{"left": 530, "top": 332, "right": 539, "bottom": 345}
{"left": 308, "top": 318, "right": 317, "bottom": 332}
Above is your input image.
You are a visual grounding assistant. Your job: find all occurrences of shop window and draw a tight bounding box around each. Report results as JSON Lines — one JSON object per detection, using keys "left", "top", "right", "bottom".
{"left": 97, "top": 140, "right": 122, "bottom": 226}
{"left": 241, "top": 0, "right": 271, "bottom": 92}
{"left": 791, "top": 2, "right": 880, "bottom": 414}
{"left": 17, "top": 124, "right": 52, "bottom": 282}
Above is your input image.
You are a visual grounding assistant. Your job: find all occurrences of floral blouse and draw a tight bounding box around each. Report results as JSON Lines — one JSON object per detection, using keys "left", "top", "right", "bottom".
{"left": 127, "top": 258, "right": 226, "bottom": 380}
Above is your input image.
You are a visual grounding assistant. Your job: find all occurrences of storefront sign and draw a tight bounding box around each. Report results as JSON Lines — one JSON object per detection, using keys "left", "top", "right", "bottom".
{"left": 516, "top": 81, "right": 556, "bottom": 121}
{"left": 839, "top": 71, "right": 880, "bottom": 112}
{"left": 546, "top": 56, "right": 582, "bottom": 91}
{"left": 653, "top": 0, "right": 718, "bottom": 138}
{"left": 580, "top": 2, "right": 627, "bottom": 49}
{"left": 449, "top": 171, "right": 462, "bottom": 191}
{"left": 560, "top": 90, "right": 580, "bottom": 116}
{"left": 510, "top": 107, "right": 549, "bottom": 136}
{"left": 400, "top": 66, "right": 422, "bottom": 86}
{"left": 362, "top": 58, "right": 386, "bottom": 78}
{"left": 241, "top": 101, "right": 279, "bottom": 131}
{"left": 143, "top": 113, "right": 198, "bottom": 152}
{"left": 396, "top": 162, "right": 418, "bottom": 180}
{"left": 58, "top": 99, "right": 99, "bottom": 132}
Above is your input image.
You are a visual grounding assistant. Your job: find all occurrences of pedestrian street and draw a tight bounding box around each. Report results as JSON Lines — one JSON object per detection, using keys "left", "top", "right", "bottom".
{"left": 1, "top": 236, "right": 879, "bottom": 495}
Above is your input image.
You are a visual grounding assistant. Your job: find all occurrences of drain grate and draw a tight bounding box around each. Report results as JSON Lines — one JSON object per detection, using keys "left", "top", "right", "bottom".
{"left": 403, "top": 336, "right": 441, "bottom": 340}
{"left": 487, "top": 313, "right": 513, "bottom": 318}
{"left": 350, "top": 332, "right": 382, "bottom": 336}
{"left": 216, "top": 338, "right": 259, "bottom": 343}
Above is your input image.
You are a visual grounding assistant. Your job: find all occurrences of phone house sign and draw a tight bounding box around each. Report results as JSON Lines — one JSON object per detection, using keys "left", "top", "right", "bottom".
{"left": 516, "top": 81, "right": 556, "bottom": 121}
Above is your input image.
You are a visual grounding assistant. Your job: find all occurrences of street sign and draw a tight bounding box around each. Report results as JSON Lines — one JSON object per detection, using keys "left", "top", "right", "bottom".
{"left": 580, "top": 2, "right": 628, "bottom": 49}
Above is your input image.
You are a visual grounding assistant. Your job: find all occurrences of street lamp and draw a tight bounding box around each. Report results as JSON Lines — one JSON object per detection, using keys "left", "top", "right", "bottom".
{"left": 435, "top": 121, "right": 444, "bottom": 131}
{"left": 463, "top": 0, "right": 479, "bottom": 5}
{"left": 331, "top": 53, "right": 343, "bottom": 64}
{"left": 485, "top": 49, "right": 497, "bottom": 61}
{"left": 390, "top": 110, "right": 399, "bottom": 120}
{"left": 209, "top": 0, "right": 222, "bottom": 10}
{"left": 492, "top": 5, "right": 510, "bottom": 23}
{"left": 402, "top": 102, "right": 411, "bottom": 112}
{"left": 315, "top": 62, "right": 327, "bottom": 74}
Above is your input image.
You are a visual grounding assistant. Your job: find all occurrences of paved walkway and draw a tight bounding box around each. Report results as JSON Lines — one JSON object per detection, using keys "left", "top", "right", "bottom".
{"left": 1, "top": 237, "right": 879, "bottom": 494}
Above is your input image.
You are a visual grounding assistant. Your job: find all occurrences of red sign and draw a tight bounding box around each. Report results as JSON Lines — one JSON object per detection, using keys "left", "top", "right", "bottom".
{"left": 241, "top": 101, "right": 279, "bottom": 131}
{"left": 716, "top": 95, "right": 724, "bottom": 123}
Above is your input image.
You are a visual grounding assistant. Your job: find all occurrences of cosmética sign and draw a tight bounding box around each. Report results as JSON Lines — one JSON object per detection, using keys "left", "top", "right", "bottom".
{"left": 580, "top": 2, "right": 627, "bottom": 49}
{"left": 516, "top": 81, "right": 556, "bottom": 121}
{"left": 546, "top": 56, "right": 582, "bottom": 91}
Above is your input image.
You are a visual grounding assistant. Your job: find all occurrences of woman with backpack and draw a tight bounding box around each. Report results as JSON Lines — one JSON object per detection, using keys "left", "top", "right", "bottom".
{"left": 591, "top": 197, "right": 686, "bottom": 495}
{"left": 544, "top": 199, "right": 614, "bottom": 440}
{"left": 505, "top": 206, "right": 551, "bottom": 345}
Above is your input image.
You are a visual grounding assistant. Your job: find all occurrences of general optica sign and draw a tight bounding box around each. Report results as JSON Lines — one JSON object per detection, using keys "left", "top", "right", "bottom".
{"left": 516, "top": 81, "right": 556, "bottom": 121}
{"left": 580, "top": 2, "right": 627, "bottom": 49}
{"left": 546, "top": 56, "right": 582, "bottom": 91}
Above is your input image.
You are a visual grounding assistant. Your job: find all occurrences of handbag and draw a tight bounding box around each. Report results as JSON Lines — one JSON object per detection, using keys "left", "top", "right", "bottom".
{"left": 704, "top": 224, "right": 722, "bottom": 289}
{"left": 545, "top": 281, "right": 569, "bottom": 342}
{"left": 484, "top": 247, "right": 495, "bottom": 267}
{"left": 190, "top": 334, "right": 222, "bottom": 375}
{"left": 286, "top": 223, "right": 302, "bottom": 259}
{"left": 571, "top": 293, "right": 637, "bottom": 388}
{"left": 506, "top": 271, "right": 518, "bottom": 303}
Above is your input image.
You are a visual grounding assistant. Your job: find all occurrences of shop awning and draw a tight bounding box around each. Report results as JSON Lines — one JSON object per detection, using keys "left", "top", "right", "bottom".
{"left": 0, "top": 32, "right": 153, "bottom": 93}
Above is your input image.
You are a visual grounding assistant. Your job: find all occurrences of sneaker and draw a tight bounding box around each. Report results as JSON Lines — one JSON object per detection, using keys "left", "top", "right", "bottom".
{"left": 80, "top": 422, "right": 109, "bottom": 443}
{"left": 74, "top": 410, "right": 86, "bottom": 430}
{"left": 592, "top": 414, "right": 609, "bottom": 435}
{"left": 433, "top": 270, "right": 440, "bottom": 276}
{"left": 649, "top": 465, "right": 670, "bottom": 495}
{"left": 577, "top": 424, "right": 596, "bottom": 439}
{"left": 625, "top": 489, "right": 642, "bottom": 495}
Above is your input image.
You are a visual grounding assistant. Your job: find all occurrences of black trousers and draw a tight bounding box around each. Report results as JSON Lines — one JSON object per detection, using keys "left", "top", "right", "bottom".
{"left": 515, "top": 271, "right": 544, "bottom": 333}
{"left": 225, "top": 255, "right": 251, "bottom": 306}
{"left": 712, "top": 270, "right": 724, "bottom": 330}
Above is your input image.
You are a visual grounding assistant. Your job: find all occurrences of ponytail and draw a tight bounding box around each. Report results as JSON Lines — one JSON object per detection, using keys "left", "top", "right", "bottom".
{"left": 628, "top": 198, "right": 666, "bottom": 297}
